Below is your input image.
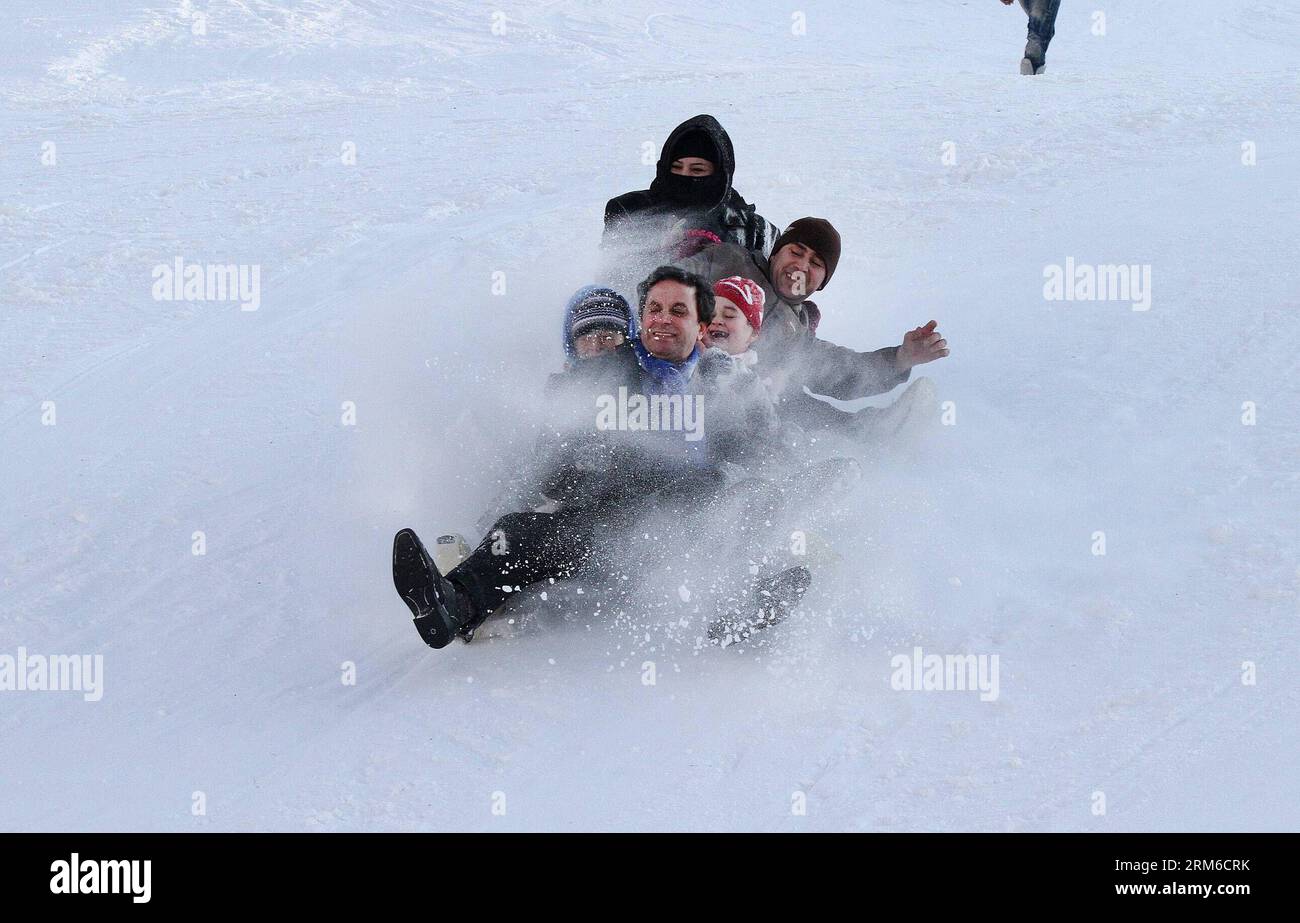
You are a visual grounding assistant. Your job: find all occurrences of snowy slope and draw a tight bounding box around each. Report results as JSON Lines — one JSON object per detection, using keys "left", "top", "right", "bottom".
{"left": 2, "top": 0, "right": 1297, "bottom": 831}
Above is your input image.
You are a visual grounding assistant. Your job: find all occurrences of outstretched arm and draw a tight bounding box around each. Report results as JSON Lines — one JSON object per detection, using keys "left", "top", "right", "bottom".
{"left": 789, "top": 319, "right": 948, "bottom": 402}
{"left": 798, "top": 335, "right": 911, "bottom": 401}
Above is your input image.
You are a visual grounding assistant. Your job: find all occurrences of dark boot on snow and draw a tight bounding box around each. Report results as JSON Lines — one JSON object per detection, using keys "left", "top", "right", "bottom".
{"left": 392, "top": 528, "right": 478, "bottom": 649}
{"left": 708, "top": 565, "right": 813, "bottom": 647}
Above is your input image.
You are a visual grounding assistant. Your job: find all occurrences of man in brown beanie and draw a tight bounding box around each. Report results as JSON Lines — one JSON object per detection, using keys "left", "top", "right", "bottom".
{"left": 675, "top": 216, "right": 949, "bottom": 443}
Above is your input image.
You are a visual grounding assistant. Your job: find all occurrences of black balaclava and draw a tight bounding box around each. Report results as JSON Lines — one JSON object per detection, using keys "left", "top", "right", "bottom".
{"left": 658, "top": 129, "right": 726, "bottom": 207}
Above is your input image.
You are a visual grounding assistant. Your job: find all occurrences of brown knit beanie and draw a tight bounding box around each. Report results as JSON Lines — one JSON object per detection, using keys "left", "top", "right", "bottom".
{"left": 771, "top": 217, "right": 841, "bottom": 290}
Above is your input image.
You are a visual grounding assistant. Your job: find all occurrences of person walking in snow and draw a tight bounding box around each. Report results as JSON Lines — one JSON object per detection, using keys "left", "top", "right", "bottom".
{"left": 1001, "top": 0, "right": 1062, "bottom": 75}
{"left": 600, "top": 114, "right": 781, "bottom": 297}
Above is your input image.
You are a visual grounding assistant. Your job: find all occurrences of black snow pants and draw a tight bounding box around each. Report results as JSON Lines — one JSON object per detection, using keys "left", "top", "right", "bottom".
{"left": 446, "top": 507, "right": 606, "bottom": 619}
{"left": 444, "top": 476, "right": 812, "bottom": 622}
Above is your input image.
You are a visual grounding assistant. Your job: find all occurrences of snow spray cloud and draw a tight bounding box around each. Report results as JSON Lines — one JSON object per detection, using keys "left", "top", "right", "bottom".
{"left": 151, "top": 257, "right": 261, "bottom": 311}
{"left": 1042, "top": 257, "right": 1151, "bottom": 311}
{"left": 595, "top": 387, "right": 705, "bottom": 441}
{"left": 889, "top": 646, "right": 999, "bottom": 702}
{"left": 600, "top": 218, "right": 724, "bottom": 301}
{"left": 0, "top": 648, "right": 104, "bottom": 702}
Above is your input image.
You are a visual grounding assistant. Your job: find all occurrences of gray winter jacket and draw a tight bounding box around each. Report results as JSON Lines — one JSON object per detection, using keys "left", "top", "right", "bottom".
{"left": 675, "top": 242, "right": 909, "bottom": 408}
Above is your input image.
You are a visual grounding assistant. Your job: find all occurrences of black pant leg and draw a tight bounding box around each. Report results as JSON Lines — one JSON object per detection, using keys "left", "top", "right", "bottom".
{"left": 447, "top": 510, "right": 596, "bottom": 617}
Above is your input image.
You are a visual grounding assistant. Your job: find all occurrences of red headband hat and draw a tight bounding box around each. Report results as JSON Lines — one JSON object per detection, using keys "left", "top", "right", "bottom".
{"left": 712, "top": 276, "right": 765, "bottom": 332}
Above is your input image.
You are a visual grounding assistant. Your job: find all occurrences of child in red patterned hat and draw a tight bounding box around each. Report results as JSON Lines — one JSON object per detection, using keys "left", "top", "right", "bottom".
{"left": 703, "top": 275, "right": 764, "bottom": 361}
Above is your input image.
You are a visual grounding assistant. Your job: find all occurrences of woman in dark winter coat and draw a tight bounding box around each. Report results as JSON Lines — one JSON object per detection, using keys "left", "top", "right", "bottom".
{"left": 599, "top": 114, "right": 781, "bottom": 297}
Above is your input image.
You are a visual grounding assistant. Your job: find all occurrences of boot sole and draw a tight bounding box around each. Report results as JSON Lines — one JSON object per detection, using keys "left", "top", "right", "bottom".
{"left": 710, "top": 566, "right": 813, "bottom": 645}
{"left": 393, "top": 528, "right": 457, "bottom": 649}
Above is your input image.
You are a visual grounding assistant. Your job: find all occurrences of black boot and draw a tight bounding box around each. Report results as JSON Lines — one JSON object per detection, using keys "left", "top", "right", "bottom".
{"left": 708, "top": 565, "right": 813, "bottom": 646}
{"left": 392, "top": 528, "right": 477, "bottom": 649}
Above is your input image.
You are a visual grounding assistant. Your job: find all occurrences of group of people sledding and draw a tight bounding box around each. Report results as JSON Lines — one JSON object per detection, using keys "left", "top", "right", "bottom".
{"left": 393, "top": 114, "right": 950, "bottom": 651}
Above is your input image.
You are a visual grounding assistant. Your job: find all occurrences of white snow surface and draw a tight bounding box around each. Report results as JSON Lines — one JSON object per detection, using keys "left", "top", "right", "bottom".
{"left": 2, "top": 0, "right": 1298, "bottom": 831}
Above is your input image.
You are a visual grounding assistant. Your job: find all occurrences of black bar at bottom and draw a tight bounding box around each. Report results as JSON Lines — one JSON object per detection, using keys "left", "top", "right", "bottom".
{"left": 0, "top": 832, "right": 1290, "bottom": 908}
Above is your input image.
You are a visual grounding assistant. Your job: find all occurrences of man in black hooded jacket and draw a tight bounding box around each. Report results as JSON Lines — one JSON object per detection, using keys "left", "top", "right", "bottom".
{"left": 600, "top": 114, "right": 781, "bottom": 298}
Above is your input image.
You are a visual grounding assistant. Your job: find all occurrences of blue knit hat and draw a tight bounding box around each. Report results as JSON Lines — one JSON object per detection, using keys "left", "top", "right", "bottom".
{"left": 562, "top": 286, "right": 631, "bottom": 359}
